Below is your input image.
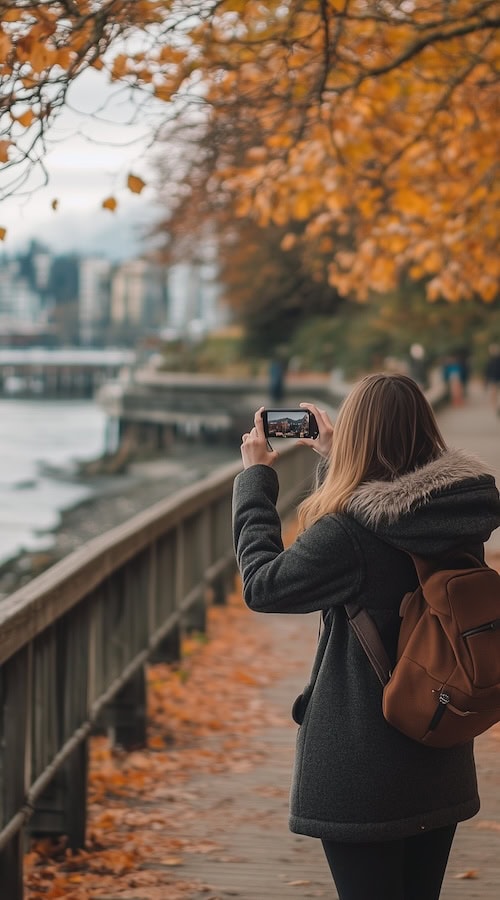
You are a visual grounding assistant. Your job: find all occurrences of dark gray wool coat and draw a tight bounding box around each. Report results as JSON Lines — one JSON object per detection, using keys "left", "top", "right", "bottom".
{"left": 232, "top": 448, "right": 500, "bottom": 842}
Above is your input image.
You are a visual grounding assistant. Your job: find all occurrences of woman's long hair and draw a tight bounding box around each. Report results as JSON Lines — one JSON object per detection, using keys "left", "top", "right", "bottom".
{"left": 298, "top": 373, "right": 447, "bottom": 531}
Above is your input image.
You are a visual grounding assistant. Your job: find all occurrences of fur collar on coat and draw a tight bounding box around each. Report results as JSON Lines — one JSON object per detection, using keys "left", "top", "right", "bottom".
{"left": 346, "top": 448, "right": 489, "bottom": 527}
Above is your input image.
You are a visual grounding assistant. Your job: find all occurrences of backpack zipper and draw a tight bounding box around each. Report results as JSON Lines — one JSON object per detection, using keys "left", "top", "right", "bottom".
{"left": 462, "top": 618, "right": 500, "bottom": 638}
{"left": 427, "top": 691, "right": 450, "bottom": 731}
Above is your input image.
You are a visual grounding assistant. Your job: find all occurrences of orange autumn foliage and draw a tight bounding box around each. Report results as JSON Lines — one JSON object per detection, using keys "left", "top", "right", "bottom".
{"left": 155, "top": 0, "right": 500, "bottom": 303}
{"left": 1, "top": 2, "right": 499, "bottom": 301}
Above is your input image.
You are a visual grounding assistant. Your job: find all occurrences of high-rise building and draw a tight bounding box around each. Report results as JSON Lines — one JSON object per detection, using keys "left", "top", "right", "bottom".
{"left": 110, "top": 259, "right": 167, "bottom": 342}
{"left": 0, "top": 260, "right": 43, "bottom": 327}
{"left": 165, "top": 254, "right": 227, "bottom": 339}
{"left": 78, "top": 257, "right": 112, "bottom": 346}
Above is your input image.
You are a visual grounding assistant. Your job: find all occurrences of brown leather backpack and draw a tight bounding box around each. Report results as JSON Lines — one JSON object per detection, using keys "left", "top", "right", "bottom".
{"left": 346, "top": 552, "right": 500, "bottom": 748}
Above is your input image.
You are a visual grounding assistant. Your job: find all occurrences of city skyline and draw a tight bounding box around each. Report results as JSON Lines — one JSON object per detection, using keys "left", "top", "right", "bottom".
{"left": 0, "top": 240, "right": 225, "bottom": 349}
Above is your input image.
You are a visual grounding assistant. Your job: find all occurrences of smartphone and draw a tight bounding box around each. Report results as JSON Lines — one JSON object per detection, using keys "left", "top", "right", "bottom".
{"left": 262, "top": 408, "right": 319, "bottom": 439}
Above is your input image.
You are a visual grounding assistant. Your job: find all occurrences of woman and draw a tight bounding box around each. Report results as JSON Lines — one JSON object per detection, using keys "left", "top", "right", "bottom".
{"left": 232, "top": 373, "right": 500, "bottom": 900}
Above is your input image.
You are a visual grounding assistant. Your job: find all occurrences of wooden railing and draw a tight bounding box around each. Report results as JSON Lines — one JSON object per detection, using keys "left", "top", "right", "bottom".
{"left": 0, "top": 444, "right": 318, "bottom": 899}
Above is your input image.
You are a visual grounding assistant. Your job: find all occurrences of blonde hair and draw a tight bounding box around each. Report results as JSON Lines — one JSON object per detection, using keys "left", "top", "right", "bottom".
{"left": 297, "top": 373, "right": 447, "bottom": 531}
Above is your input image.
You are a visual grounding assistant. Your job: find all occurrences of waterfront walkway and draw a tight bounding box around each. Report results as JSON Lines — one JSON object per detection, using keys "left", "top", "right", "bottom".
{"left": 27, "top": 384, "right": 500, "bottom": 899}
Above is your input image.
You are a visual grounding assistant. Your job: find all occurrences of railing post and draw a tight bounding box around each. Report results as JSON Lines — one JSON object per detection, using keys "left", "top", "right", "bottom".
{"left": 29, "top": 742, "right": 88, "bottom": 850}
{"left": 30, "top": 607, "right": 90, "bottom": 849}
{"left": 148, "top": 541, "right": 181, "bottom": 664}
{"left": 150, "top": 628, "right": 181, "bottom": 664}
{"left": 211, "top": 564, "right": 236, "bottom": 608}
{"left": 65, "top": 741, "right": 88, "bottom": 849}
{"left": 211, "top": 575, "right": 227, "bottom": 606}
{"left": 183, "top": 592, "right": 207, "bottom": 633}
{"left": 106, "top": 667, "right": 147, "bottom": 751}
{"left": 0, "top": 836, "right": 24, "bottom": 900}
{"left": 0, "top": 647, "right": 32, "bottom": 900}
{"left": 182, "top": 510, "right": 212, "bottom": 634}
{"left": 176, "top": 522, "right": 207, "bottom": 635}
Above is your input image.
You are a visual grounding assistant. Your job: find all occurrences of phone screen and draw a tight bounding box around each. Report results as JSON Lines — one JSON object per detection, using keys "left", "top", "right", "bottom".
{"left": 262, "top": 409, "right": 318, "bottom": 439}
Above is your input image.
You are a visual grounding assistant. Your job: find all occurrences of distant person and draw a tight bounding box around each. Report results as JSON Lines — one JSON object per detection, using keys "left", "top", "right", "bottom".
{"left": 456, "top": 347, "right": 471, "bottom": 396}
{"left": 408, "top": 343, "right": 428, "bottom": 388}
{"left": 442, "top": 354, "right": 464, "bottom": 406}
{"left": 234, "top": 373, "right": 500, "bottom": 900}
{"left": 269, "top": 356, "right": 286, "bottom": 404}
{"left": 484, "top": 343, "right": 500, "bottom": 414}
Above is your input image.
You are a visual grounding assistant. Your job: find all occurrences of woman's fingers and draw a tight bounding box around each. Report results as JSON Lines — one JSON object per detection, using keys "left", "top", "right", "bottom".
{"left": 254, "top": 406, "right": 266, "bottom": 437}
{"left": 300, "top": 402, "right": 334, "bottom": 434}
{"left": 298, "top": 402, "right": 334, "bottom": 459}
{"left": 240, "top": 410, "right": 278, "bottom": 469}
{"left": 300, "top": 402, "right": 333, "bottom": 429}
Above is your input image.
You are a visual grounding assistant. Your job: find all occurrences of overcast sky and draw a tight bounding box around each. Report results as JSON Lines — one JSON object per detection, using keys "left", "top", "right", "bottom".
{"left": 1, "top": 68, "right": 167, "bottom": 260}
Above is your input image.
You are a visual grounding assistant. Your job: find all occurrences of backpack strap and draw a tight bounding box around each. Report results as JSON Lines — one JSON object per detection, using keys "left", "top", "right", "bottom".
{"left": 406, "top": 549, "right": 485, "bottom": 586}
{"left": 345, "top": 547, "right": 484, "bottom": 689}
{"left": 344, "top": 601, "right": 392, "bottom": 687}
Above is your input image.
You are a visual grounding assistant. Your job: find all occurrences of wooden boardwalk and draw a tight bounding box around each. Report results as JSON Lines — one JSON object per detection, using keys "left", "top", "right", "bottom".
{"left": 23, "top": 384, "right": 499, "bottom": 899}
{"left": 169, "top": 614, "right": 331, "bottom": 899}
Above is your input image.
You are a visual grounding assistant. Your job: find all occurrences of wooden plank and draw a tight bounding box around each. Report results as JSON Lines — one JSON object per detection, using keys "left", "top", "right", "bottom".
{"left": 31, "top": 627, "right": 59, "bottom": 782}
{"left": 154, "top": 532, "right": 177, "bottom": 626}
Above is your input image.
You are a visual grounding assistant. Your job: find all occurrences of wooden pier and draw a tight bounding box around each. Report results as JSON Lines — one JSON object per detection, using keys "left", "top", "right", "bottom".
{"left": 0, "top": 348, "right": 135, "bottom": 399}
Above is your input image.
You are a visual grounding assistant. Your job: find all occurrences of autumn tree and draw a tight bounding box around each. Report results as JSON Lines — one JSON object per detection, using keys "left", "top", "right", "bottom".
{"left": 2, "top": 2, "right": 499, "bottom": 304}
{"left": 218, "top": 218, "right": 342, "bottom": 355}
{"left": 152, "top": 0, "right": 500, "bottom": 306}
{"left": 290, "top": 287, "right": 500, "bottom": 376}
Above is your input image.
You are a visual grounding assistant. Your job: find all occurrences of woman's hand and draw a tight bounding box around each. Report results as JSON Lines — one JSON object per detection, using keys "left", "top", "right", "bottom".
{"left": 240, "top": 406, "right": 279, "bottom": 469}
{"left": 297, "top": 402, "right": 334, "bottom": 459}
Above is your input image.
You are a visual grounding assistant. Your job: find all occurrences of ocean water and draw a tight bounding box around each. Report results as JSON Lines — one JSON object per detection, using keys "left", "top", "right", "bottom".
{"left": 0, "top": 398, "right": 107, "bottom": 565}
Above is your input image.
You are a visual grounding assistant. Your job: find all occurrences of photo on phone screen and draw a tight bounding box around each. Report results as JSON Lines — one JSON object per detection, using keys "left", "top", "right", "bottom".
{"left": 263, "top": 409, "right": 318, "bottom": 439}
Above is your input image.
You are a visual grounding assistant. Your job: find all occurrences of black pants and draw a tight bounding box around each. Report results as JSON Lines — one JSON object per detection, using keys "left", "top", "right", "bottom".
{"left": 321, "top": 824, "right": 457, "bottom": 900}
